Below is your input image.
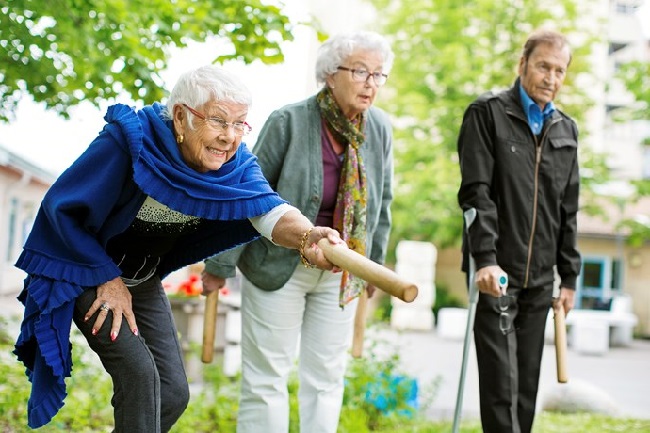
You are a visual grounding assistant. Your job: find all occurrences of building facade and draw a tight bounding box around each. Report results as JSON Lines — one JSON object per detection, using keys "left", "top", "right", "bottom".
{"left": 0, "top": 144, "right": 56, "bottom": 295}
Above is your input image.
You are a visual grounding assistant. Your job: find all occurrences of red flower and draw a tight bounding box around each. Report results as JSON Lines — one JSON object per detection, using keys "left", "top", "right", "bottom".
{"left": 175, "top": 274, "right": 203, "bottom": 297}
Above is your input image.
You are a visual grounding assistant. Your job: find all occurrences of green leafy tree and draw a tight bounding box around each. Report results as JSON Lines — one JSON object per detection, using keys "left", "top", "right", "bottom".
{"left": 0, "top": 0, "right": 294, "bottom": 121}
{"left": 617, "top": 60, "right": 650, "bottom": 245}
{"left": 370, "top": 0, "right": 604, "bottom": 258}
{"left": 617, "top": 61, "right": 650, "bottom": 124}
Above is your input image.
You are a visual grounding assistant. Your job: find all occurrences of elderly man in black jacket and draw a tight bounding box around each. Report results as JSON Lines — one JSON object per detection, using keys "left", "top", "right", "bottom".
{"left": 457, "top": 29, "right": 581, "bottom": 433}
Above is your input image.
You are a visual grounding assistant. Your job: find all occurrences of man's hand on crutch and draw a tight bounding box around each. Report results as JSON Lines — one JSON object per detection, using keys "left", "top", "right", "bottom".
{"left": 475, "top": 265, "right": 509, "bottom": 297}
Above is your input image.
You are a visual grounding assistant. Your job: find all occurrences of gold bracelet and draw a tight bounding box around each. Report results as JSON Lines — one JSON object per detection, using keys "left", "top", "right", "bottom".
{"left": 299, "top": 227, "right": 316, "bottom": 268}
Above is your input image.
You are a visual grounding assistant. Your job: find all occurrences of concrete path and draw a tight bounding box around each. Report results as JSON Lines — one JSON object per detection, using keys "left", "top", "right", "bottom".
{"left": 368, "top": 325, "right": 650, "bottom": 421}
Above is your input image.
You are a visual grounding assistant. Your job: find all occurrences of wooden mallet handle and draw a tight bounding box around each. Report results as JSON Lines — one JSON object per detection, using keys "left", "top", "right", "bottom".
{"left": 351, "top": 289, "right": 368, "bottom": 358}
{"left": 316, "top": 239, "right": 418, "bottom": 302}
{"left": 554, "top": 304, "right": 568, "bottom": 383}
{"left": 201, "top": 290, "right": 219, "bottom": 363}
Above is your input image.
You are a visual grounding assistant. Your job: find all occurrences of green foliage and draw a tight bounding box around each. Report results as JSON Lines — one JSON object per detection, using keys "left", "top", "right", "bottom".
{"left": 0, "top": 327, "right": 114, "bottom": 432}
{"left": 371, "top": 292, "right": 393, "bottom": 322}
{"left": 533, "top": 412, "right": 650, "bottom": 432}
{"left": 616, "top": 61, "right": 650, "bottom": 245}
{"left": 0, "top": 0, "right": 295, "bottom": 121}
{"left": 172, "top": 363, "right": 240, "bottom": 432}
{"left": 369, "top": 0, "right": 604, "bottom": 255}
{"left": 0, "top": 316, "right": 436, "bottom": 432}
{"left": 287, "top": 372, "right": 301, "bottom": 433}
{"left": 341, "top": 333, "right": 440, "bottom": 432}
{"left": 617, "top": 61, "right": 650, "bottom": 122}
{"left": 0, "top": 318, "right": 33, "bottom": 429}
{"left": 618, "top": 179, "right": 650, "bottom": 248}
{"left": 3, "top": 317, "right": 649, "bottom": 432}
{"left": 433, "top": 282, "right": 465, "bottom": 318}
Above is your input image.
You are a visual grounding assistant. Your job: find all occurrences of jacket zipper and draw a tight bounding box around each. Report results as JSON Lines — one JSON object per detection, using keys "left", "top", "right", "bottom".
{"left": 522, "top": 117, "right": 562, "bottom": 288}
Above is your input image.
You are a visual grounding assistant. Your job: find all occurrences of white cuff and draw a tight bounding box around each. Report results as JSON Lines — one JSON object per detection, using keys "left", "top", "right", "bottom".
{"left": 249, "top": 203, "right": 298, "bottom": 243}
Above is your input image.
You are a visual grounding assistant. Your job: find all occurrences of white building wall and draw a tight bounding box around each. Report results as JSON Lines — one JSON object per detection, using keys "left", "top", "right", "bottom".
{"left": 597, "top": 0, "right": 649, "bottom": 179}
{"left": 0, "top": 170, "right": 48, "bottom": 295}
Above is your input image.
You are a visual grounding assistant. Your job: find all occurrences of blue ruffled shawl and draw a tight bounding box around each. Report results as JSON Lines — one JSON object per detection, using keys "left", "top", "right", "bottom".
{"left": 13, "top": 102, "right": 284, "bottom": 428}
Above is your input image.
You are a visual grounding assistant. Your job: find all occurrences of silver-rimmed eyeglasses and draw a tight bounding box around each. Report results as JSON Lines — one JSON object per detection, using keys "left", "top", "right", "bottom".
{"left": 336, "top": 66, "right": 388, "bottom": 86}
{"left": 182, "top": 104, "right": 252, "bottom": 136}
{"left": 498, "top": 295, "right": 515, "bottom": 335}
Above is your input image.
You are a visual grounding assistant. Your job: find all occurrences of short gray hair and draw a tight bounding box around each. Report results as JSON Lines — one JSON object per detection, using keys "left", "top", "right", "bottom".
{"left": 315, "top": 31, "right": 394, "bottom": 85}
{"left": 522, "top": 28, "right": 572, "bottom": 66}
{"left": 163, "top": 65, "right": 252, "bottom": 121}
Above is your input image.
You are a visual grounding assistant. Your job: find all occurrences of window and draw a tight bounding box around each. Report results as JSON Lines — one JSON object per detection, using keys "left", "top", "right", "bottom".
{"left": 21, "top": 201, "right": 36, "bottom": 246}
{"left": 614, "top": 0, "right": 640, "bottom": 15}
{"left": 611, "top": 258, "right": 622, "bottom": 291}
{"left": 582, "top": 261, "right": 604, "bottom": 288}
{"left": 6, "top": 198, "right": 17, "bottom": 261}
{"left": 577, "top": 255, "right": 623, "bottom": 308}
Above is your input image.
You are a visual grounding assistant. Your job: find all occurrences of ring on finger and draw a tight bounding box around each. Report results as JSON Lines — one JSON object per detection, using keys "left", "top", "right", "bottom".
{"left": 99, "top": 303, "right": 110, "bottom": 312}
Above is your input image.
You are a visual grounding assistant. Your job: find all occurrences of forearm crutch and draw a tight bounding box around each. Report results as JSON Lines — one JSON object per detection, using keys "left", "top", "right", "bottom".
{"left": 452, "top": 208, "right": 478, "bottom": 433}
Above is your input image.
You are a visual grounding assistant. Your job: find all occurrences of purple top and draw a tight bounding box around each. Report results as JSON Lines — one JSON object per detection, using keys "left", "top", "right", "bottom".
{"left": 316, "top": 121, "right": 344, "bottom": 227}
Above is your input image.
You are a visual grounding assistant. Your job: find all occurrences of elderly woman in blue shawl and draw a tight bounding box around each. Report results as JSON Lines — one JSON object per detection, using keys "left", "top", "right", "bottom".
{"left": 13, "top": 65, "right": 342, "bottom": 433}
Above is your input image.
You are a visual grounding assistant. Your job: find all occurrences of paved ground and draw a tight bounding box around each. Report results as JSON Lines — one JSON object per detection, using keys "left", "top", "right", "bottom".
{"left": 367, "top": 325, "right": 650, "bottom": 422}
{"left": 3, "top": 291, "right": 649, "bottom": 423}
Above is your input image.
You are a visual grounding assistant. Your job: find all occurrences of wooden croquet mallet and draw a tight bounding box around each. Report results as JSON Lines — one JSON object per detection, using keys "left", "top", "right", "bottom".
{"left": 201, "top": 289, "right": 219, "bottom": 363}
{"left": 202, "top": 239, "right": 419, "bottom": 363}
{"left": 317, "top": 238, "right": 418, "bottom": 359}
{"left": 316, "top": 239, "right": 418, "bottom": 302}
{"left": 554, "top": 303, "right": 569, "bottom": 383}
{"left": 351, "top": 289, "right": 368, "bottom": 358}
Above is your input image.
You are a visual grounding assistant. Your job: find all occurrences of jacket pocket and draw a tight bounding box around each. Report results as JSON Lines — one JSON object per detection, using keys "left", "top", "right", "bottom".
{"left": 547, "top": 137, "right": 578, "bottom": 194}
{"left": 549, "top": 137, "right": 577, "bottom": 150}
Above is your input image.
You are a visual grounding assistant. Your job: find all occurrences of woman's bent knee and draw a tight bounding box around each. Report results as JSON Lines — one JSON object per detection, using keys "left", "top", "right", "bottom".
{"left": 162, "top": 379, "right": 190, "bottom": 419}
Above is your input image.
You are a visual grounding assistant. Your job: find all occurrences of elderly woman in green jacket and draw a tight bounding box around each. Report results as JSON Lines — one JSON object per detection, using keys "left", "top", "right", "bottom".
{"left": 203, "top": 31, "right": 394, "bottom": 433}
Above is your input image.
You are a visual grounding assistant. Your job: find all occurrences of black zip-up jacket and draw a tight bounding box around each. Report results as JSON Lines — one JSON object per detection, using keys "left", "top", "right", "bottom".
{"left": 457, "top": 78, "right": 581, "bottom": 289}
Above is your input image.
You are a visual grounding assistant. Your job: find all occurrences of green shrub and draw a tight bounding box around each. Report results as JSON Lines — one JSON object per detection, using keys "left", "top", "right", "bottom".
{"left": 340, "top": 333, "right": 440, "bottom": 431}
{"left": 0, "top": 325, "right": 113, "bottom": 432}
{"left": 0, "top": 318, "right": 33, "bottom": 431}
{"left": 3, "top": 317, "right": 650, "bottom": 433}
{"left": 432, "top": 282, "right": 465, "bottom": 320}
{"left": 172, "top": 361, "right": 240, "bottom": 432}
{"left": 371, "top": 292, "right": 393, "bottom": 323}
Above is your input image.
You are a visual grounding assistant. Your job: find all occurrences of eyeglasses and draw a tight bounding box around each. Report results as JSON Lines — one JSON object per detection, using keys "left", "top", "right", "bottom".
{"left": 498, "top": 295, "right": 515, "bottom": 335}
{"left": 336, "top": 66, "right": 388, "bottom": 86}
{"left": 182, "top": 104, "right": 252, "bottom": 136}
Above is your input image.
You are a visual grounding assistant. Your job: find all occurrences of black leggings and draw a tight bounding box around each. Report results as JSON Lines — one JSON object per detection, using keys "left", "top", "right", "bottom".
{"left": 73, "top": 276, "right": 190, "bottom": 433}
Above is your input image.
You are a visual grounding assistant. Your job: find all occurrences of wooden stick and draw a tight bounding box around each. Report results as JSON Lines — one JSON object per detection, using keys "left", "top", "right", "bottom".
{"left": 316, "top": 239, "right": 418, "bottom": 303}
{"left": 351, "top": 289, "right": 368, "bottom": 358}
{"left": 201, "top": 290, "right": 219, "bottom": 364}
{"left": 554, "top": 304, "right": 568, "bottom": 383}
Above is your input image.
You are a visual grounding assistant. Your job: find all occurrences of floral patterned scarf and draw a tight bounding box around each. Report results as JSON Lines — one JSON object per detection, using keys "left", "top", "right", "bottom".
{"left": 317, "top": 87, "right": 368, "bottom": 307}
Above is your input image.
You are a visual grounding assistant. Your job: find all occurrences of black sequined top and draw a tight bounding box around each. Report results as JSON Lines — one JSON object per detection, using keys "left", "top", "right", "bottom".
{"left": 106, "top": 196, "right": 205, "bottom": 284}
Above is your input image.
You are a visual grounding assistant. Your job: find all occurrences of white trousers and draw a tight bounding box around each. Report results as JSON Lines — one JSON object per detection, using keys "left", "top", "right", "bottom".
{"left": 236, "top": 265, "right": 357, "bottom": 433}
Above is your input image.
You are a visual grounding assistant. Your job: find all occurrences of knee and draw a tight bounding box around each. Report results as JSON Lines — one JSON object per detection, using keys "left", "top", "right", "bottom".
{"left": 162, "top": 378, "right": 190, "bottom": 416}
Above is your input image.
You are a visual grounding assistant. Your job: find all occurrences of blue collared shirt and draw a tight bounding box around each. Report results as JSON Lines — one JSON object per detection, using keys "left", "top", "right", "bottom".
{"left": 519, "top": 84, "right": 555, "bottom": 135}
